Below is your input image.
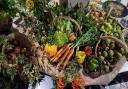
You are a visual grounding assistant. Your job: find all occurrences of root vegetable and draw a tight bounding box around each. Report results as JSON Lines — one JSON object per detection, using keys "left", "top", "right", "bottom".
{"left": 51, "top": 45, "right": 67, "bottom": 61}
{"left": 63, "top": 48, "right": 74, "bottom": 69}
{"left": 52, "top": 44, "right": 70, "bottom": 62}
{"left": 57, "top": 47, "right": 71, "bottom": 68}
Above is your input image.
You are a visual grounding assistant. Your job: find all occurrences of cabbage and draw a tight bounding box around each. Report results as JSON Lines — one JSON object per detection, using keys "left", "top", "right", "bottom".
{"left": 53, "top": 31, "right": 68, "bottom": 48}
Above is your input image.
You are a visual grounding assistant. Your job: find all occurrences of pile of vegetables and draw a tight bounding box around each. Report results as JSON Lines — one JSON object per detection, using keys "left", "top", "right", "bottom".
{"left": 0, "top": 34, "right": 41, "bottom": 84}
{"left": 90, "top": 9, "right": 106, "bottom": 25}
{"left": 97, "top": 38, "right": 126, "bottom": 73}
{"left": 1, "top": 0, "right": 128, "bottom": 88}
{"left": 48, "top": 18, "right": 101, "bottom": 69}
{"left": 82, "top": 37, "right": 127, "bottom": 78}
{"left": 51, "top": 44, "right": 74, "bottom": 69}
{"left": 39, "top": 2, "right": 127, "bottom": 88}
{"left": 103, "top": 18, "right": 122, "bottom": 38}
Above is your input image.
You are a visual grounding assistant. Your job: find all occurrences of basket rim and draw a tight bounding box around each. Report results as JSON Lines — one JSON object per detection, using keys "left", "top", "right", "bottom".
{"left": 95, "top": 36, "right": 128, "bottom": 57}
{"left": 51, "top": 16, "right": 82, "bottom": 35}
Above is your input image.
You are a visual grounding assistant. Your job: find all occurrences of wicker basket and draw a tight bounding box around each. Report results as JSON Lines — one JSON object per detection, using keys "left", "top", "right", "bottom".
{"left": 38, "top": 16, "right": 82, "bottom": 77}
{"left": 52, "top": 16, "right": 82, "bottom": 35}
{"left": 80, "top": 36, "right": 128, "bottom": 86}
{"left": 1, "top": 32, "right": 34, "bottom": 82}
{"left": 95, "top": 36, "right": 128, "bottom": 57}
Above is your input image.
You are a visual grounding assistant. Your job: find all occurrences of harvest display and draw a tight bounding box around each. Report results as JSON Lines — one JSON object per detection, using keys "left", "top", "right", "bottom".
{"left": 0, "top": 33, "right": 40, "bottom": 84}
{"left": 0, "top": 0, "right": 128, "bottom": 89}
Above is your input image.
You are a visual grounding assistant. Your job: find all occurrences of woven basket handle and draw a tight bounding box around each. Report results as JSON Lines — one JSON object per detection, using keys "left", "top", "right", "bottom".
{"left": 52, "top": 16, "right": 82, "bottom": 35}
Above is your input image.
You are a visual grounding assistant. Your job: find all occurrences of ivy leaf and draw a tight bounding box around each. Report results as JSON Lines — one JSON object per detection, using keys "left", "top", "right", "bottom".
{"left": 4, "top": 43, "right": 14, "bottom": 52}
{"left": 0, "top": 35, "right": 5, "bottom": 45}
{"left": 18, "top": 54, "right": 27, "bottom": 64}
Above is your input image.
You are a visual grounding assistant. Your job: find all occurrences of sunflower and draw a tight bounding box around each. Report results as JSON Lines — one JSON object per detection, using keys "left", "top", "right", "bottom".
{"left": 26, "top": 0, "right": 34, "bottom": 9}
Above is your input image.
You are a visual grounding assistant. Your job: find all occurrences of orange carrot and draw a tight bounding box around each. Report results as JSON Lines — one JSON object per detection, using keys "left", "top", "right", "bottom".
{"left": 63, "top": 48, "right": 74, "bottom": 69}
{"left": 51, "top": 44, "right": 67, "bottom": 61}
{"left": 57, "top": 47, "right": 71, "bottom": 68}
{"left": 52, "top": 44, "right": 70, "bottom": 62}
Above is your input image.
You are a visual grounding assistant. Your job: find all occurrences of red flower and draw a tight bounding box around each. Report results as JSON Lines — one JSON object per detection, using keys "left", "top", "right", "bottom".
{"left": 72, "top": 79, "right": 80, "bottom": 89}
{"left": 71, "top": 74, "right": 86, "bottom": 89}
{"left": 72, "top": 75, "right": 80, "bottom": 89}
{"left": 57, "top": 77, "right": 65, "bottom": 89}
{"left": 72, "top": 80, "right": 80, "bottom": 89}
{"left": 84, "top": 46, "right": 92, "bottom": 57}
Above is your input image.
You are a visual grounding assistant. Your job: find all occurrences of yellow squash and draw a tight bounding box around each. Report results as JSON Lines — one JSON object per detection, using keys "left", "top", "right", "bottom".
{"left": 44, "top": 43, "right": 58, "bottom": 57}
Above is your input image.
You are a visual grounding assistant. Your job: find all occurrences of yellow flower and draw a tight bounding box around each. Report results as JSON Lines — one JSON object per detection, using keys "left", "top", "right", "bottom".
{"left": 26, "top": 0, "right": 34, "bottom": 9}
{"left": 8, "top": 64, "right": 17, "bottom": 68}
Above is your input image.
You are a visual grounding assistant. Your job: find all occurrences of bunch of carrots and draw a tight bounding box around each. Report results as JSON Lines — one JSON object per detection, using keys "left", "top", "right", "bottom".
{"left": 51, "top": 44, "right": 74, "bottom": 69}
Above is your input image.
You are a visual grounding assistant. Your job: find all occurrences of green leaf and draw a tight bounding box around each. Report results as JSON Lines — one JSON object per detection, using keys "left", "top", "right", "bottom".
{"left": 4, "top": 43, "right": 14, "bottom": 52}
{"left": 0, "top": 35, "right": 5, "bottom": 45}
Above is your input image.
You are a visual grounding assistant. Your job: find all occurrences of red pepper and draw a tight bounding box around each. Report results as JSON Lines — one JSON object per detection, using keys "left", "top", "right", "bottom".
{"left": 84, "top": 46, "right": 92, "bottom": 57}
